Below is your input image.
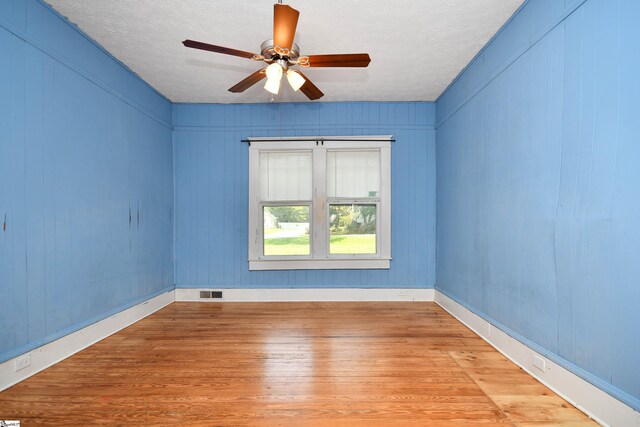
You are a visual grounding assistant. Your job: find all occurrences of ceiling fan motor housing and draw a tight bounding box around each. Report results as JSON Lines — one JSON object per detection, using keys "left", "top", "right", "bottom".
{"left": 260, "top": 39, "right": 300, "bottom": 63}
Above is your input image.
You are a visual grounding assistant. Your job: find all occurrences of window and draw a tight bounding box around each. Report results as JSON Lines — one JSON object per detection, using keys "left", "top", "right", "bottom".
{"left": 248, "top": 137, "right": 391, "bottom": 270}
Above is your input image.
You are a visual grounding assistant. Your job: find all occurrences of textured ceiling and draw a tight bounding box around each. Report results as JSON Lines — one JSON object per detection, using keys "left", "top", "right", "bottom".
{"left": 45, "top": 0, "right": 523, "bottom": 103}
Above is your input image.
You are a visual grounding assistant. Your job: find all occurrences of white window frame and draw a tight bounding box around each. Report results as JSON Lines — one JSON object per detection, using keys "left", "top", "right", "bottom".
{"left": 248, "top": 136, "right": 392, "bottom": 271}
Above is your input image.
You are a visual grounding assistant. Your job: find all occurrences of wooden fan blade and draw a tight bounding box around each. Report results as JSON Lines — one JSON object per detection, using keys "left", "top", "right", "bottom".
{"left": 303, "top": 53, "right": 371, "bottom": 67}
{"left": 183, "top": 39, "right": 258, "bottom": 60}
{"left": 273, "top": 4, "right": 299, "bottom": 50}
{"left": 293, "top": 70, "right": 324, "bottom": 100}
{"left": 228, "top": 69, "right": 267, "bottom": 93}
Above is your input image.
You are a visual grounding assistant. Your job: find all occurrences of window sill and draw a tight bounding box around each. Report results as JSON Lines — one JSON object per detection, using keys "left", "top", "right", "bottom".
{"left": 249, "top": 258, "right": 391, "bottom": 271}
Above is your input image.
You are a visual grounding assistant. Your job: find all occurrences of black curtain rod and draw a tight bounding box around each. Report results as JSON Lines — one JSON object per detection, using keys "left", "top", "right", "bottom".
{"left": 241, "top": 138, "right": 395, "bottom": 144}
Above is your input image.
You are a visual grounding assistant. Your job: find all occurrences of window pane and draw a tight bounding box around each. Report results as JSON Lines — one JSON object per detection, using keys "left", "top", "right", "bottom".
{"left": 264, "top": 206, "right": 310, "bottom": 256}
{"left": 260, "top": 151, "right": 312, "bottom": 201}
{"left": 329, "top": 204, "right": 376, "bottom": 254}
{"left": 327, "top": 150, "right": 380, "bottom": 198}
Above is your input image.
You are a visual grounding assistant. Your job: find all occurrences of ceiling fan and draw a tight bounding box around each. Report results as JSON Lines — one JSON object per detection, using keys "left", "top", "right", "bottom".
{"left": 182, "top": 1, "right": 371, "bottom": 100}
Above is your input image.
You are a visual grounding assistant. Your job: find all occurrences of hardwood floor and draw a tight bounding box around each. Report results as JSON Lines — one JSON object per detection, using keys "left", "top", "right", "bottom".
{"left": 0, "top": 302, "right": 596, "bottom": 426}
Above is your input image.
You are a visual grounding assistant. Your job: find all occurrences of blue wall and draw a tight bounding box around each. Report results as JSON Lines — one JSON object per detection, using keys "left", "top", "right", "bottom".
{"left": 0, "top": 0, "right": 174, "bottom": 363}
{"left": 3, "top": 0, "right": 637, "bottom": 412}
{"left": 436, "top": 0, "right": 640, "bottom": 410}
{"left": 173, "top": 102, "right": 436, "bottom": 289}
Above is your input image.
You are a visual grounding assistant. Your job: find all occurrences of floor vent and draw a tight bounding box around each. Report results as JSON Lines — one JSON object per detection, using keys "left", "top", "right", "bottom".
{"left": 199, "top": 290, "right": 223, "bottom": 299}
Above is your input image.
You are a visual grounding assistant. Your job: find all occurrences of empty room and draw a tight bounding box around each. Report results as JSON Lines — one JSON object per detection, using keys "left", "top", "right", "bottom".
{"left": 1, "top": 0, "right": 638, "bottom": 425}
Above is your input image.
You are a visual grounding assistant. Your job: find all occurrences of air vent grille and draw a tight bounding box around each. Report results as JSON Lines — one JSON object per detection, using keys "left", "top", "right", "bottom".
{"left": 199, "top": 290, "right": 223, "bottom": 299}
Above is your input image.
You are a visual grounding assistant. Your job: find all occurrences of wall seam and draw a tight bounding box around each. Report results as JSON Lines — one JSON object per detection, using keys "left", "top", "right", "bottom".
{"left": 0, "top": 16, "right": 172, "bottom": 130}
{"left": 436, "top": 0, "right": 589, "bottom": 129}
{"left": 435, "top": 0, "right": 531, "bottom": 104}
{"left": 35, "top": 0, "right": 170, "bottom": 104}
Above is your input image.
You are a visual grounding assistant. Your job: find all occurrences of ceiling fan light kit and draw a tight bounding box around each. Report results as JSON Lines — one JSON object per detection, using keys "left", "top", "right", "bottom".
{"left": 265, "top": 62, "right": 283, "bottom": 80}
{"left": 264, "top": 74, "right": 282, "bottom": 95}
{"left": 182, "top": 2, "right": 371, "bottom": 100}
{"left": 286, "top": 69, "right": 306, "bottom": 91}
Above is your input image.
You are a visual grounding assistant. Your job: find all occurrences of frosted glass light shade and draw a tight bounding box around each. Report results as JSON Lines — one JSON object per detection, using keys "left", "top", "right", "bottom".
{"left": 264, "top": 77, "right": 281, "bottom": 95}
{"left": 265, "top": 63, "right": 283, "bottom": 80}
{"left": 286, "top": 70, "right": 306, "bottom": 91}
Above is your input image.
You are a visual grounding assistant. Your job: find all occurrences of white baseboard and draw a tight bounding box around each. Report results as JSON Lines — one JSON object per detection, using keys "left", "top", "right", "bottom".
{"left": 6, "top": 287, "right": 635, "bottom": 427}
{"left": 0, "top": 290, "right": 175, "bottom": 392}
{"left": 434, "top": 290, "right": 640, "bottom": 427}
{"left": 175, "top": 287, "right": 435, "bottom": 302}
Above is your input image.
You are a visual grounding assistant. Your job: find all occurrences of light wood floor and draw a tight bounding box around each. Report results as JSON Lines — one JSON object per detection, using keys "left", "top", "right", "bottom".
{"left": 0, "top": 302, "right": 596, "bottom": 426}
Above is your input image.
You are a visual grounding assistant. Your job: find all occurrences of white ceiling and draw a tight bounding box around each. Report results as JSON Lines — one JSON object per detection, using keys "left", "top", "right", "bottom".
{"left": 45, "top": 0, "right": 523, "bottom": 104}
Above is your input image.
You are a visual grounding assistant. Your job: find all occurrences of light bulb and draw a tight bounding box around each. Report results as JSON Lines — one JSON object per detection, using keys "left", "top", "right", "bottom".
{"left": 264, "top": 77, "right": 281, "bottom": 95}
{"left": 265, "top": 63, "right": 283, "bottom": 81}
{"left": 286, "top": 70, "right": 306, "bottom": 91}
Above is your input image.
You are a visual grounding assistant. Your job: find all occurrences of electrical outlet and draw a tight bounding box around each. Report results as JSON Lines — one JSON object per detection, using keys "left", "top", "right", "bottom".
{"left": 532, "top": 354, "right": 546, "bottom": 373}
{"left": 14, "top": 354, "right": 31, "bottom": 372}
